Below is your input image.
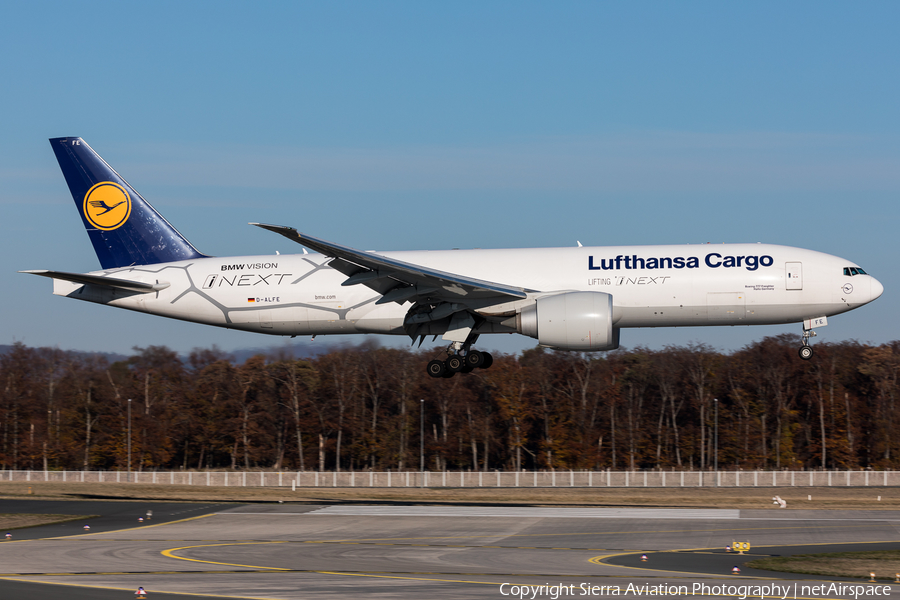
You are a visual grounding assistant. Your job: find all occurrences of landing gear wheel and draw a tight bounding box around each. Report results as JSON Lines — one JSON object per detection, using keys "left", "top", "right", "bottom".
{"left": 481, "top": 352, "right": 494, "bottom": 369}
{"left": 426, "top": 359, "right": 446, "bottom": 378}
{"left": 446, "top": 354, "right": 464, "bottom": 372}
{"left": 799, "top": 326, "right": 817, "bottom": 361}
{"left": 465, "top": 351, "right": 485, "bottom": 369}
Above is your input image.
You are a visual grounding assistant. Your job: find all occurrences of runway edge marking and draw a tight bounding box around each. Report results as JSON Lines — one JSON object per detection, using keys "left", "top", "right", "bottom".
{"left": 161, "top": 541, "right": 293, "bottom": 570}
{"left": 160, "top": 541, "right": 505, "bottom": 586}
{"left": 43, "top": 512, "right": 218, "bottom": 540}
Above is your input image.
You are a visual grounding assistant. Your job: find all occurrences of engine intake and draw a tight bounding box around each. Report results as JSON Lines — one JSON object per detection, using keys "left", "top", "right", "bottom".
{"left": 518, "top": 292, "right": 619, "bottom": 351}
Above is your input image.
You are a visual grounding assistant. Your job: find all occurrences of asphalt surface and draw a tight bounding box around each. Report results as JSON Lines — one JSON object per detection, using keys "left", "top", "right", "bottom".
{"left": 0, "top": 578, "right": 231, "bottom": 600}
{"left": 0, "top": 499, "right": 230, "bottom": 599}
{"left": 0, "top": 499, "right": 224, "bottom": 540}
{"left": 2, "top": 503, "right": 900, "bottom": 599}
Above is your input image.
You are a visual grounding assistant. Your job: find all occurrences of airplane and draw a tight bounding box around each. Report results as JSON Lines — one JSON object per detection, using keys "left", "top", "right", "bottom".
{"left": 23, "top": 137, "right": 883, "bottom": 377}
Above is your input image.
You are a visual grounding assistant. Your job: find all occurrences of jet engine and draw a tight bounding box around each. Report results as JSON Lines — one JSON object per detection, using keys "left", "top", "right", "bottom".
{"left": 517, "top": 291, "right": 619, "bottom": 351}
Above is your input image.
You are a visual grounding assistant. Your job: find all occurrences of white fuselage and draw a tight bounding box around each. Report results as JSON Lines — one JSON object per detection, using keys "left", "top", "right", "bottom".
{"left": 52, "top": 243, "right": 882, "bottom": 338}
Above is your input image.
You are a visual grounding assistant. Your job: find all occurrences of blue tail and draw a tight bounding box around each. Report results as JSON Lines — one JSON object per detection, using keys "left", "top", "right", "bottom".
{"left": 49, "top": 137, "right": 207, "bottom": 269}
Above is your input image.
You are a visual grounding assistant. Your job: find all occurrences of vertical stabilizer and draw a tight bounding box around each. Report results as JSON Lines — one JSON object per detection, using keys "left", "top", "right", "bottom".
{"left": 49, "top": 137, "right": 207, "bottom": 269}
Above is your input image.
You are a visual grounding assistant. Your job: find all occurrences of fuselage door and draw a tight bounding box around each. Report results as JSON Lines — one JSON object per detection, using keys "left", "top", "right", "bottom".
{"left": 786, "top": 262, "right": 802, "bottom": 290}
{"left": 707, "top": 292, "right": 746, "bottom": 321}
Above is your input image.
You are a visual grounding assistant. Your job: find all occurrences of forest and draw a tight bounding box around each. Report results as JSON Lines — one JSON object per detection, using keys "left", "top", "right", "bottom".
{"left": 0, "top": 335, "right": 897, "bottom": 474}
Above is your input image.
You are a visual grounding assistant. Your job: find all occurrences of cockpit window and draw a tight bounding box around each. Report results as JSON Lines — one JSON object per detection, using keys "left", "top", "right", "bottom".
{"left": 844, "top": 267, "right": 868, "bottom": 276}
{"left": 857, "top": 267, "right": 867, "bottom": 275}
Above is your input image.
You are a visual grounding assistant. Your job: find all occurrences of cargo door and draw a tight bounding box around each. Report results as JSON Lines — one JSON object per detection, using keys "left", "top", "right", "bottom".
{"left": 786, "top": 262, "right": 802, "bottom": 290}
{"left": 707, "top": 292, "right": 746, "bottom": 321}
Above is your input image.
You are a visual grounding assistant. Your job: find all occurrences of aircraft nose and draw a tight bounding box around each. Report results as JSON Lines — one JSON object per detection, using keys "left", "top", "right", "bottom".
{"left": 871, "top": 276, "right": 884, "bottom": 301}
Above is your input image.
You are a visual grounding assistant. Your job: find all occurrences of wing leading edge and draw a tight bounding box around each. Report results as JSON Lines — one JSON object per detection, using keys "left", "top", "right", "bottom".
{"left": 251, "top": 223, "right": 532, "bottom": 344}
{"left": 250, "top": 223, "right": 531, "bottom": 304}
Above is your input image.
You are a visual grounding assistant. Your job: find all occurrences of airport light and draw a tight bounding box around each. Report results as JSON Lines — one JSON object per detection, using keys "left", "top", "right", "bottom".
{"left": 127, "top": 398, "right": 132, "bottom": 482}
{"left": 714, "top": 398, "right": 719, "bottom": 476}
{"left": 420, "top": 399, "right": 425, "bottom": 474}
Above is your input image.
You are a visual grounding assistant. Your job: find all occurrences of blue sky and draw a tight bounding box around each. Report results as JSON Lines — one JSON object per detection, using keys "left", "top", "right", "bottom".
{"left": 2, "top": 2, "right": 898, "bottom": 357}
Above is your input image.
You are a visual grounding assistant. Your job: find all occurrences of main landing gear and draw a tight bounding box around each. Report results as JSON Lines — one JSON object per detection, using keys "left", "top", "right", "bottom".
{"left": 799, "top": 327, "right": 816, "bottom": 360}
{"left": 426, "top": 341, "right": 494, "bottom": 378}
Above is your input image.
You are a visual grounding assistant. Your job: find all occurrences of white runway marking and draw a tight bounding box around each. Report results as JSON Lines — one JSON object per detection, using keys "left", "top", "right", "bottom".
{"left": 301, "top": 506, "right": 742, "bottom": 519}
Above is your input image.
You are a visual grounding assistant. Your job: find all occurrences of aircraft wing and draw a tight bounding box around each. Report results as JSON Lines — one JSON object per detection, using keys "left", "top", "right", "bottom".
{"left": 20, "top": 270, "right": 170, "bottom": 293}
{"left": 250, "top": 223, "right": 530, "bottom": 305}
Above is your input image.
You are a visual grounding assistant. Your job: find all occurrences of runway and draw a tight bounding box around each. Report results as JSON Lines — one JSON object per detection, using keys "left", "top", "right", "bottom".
{"left": 2, "top": 501, "right": 900, "bottom": 599}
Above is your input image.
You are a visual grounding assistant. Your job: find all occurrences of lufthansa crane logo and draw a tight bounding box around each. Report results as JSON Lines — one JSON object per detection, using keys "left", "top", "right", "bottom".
{"left": 83, "top": 182, "right": 131, "bottom": 230}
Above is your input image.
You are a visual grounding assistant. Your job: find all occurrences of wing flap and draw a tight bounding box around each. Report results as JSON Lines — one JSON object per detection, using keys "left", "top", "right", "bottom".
{"left": 327, "top": 257, "right": 366, "bottom": 278}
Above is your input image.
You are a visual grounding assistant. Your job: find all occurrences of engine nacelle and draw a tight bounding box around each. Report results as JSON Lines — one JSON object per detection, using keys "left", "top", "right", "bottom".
{"left": 517, "top": 291, "right": 619, "bottom": 351}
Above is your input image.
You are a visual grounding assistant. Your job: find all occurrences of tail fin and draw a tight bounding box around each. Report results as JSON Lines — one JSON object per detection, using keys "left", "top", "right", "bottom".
{"left": 49, "top": 137, "right": 207, "bottom": 269}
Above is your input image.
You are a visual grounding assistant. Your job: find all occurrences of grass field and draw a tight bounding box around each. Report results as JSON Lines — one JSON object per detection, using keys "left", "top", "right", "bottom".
{"left": 0, "top": 513, "right": 94, "bottom": 532}
{"left": 748, "top": 551, "right": 900, "bottom": 581}
{"left": 0, "top": 481, "right": 897, "bottom": 507}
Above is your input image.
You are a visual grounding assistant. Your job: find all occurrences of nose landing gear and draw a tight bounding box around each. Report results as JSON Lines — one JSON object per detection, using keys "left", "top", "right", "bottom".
{"left": 799, "top": 327, "right": 816, "bottom": 360}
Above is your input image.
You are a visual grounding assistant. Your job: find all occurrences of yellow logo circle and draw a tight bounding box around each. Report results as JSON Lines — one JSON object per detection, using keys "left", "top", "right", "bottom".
{"left": 83, "top": 182, "right": 131, "bottom": 230}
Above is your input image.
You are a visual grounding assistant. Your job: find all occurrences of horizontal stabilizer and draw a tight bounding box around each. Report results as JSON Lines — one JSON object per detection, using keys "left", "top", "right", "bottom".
{"left": 20, "top": 270, "right": 170, "bottom": 293}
